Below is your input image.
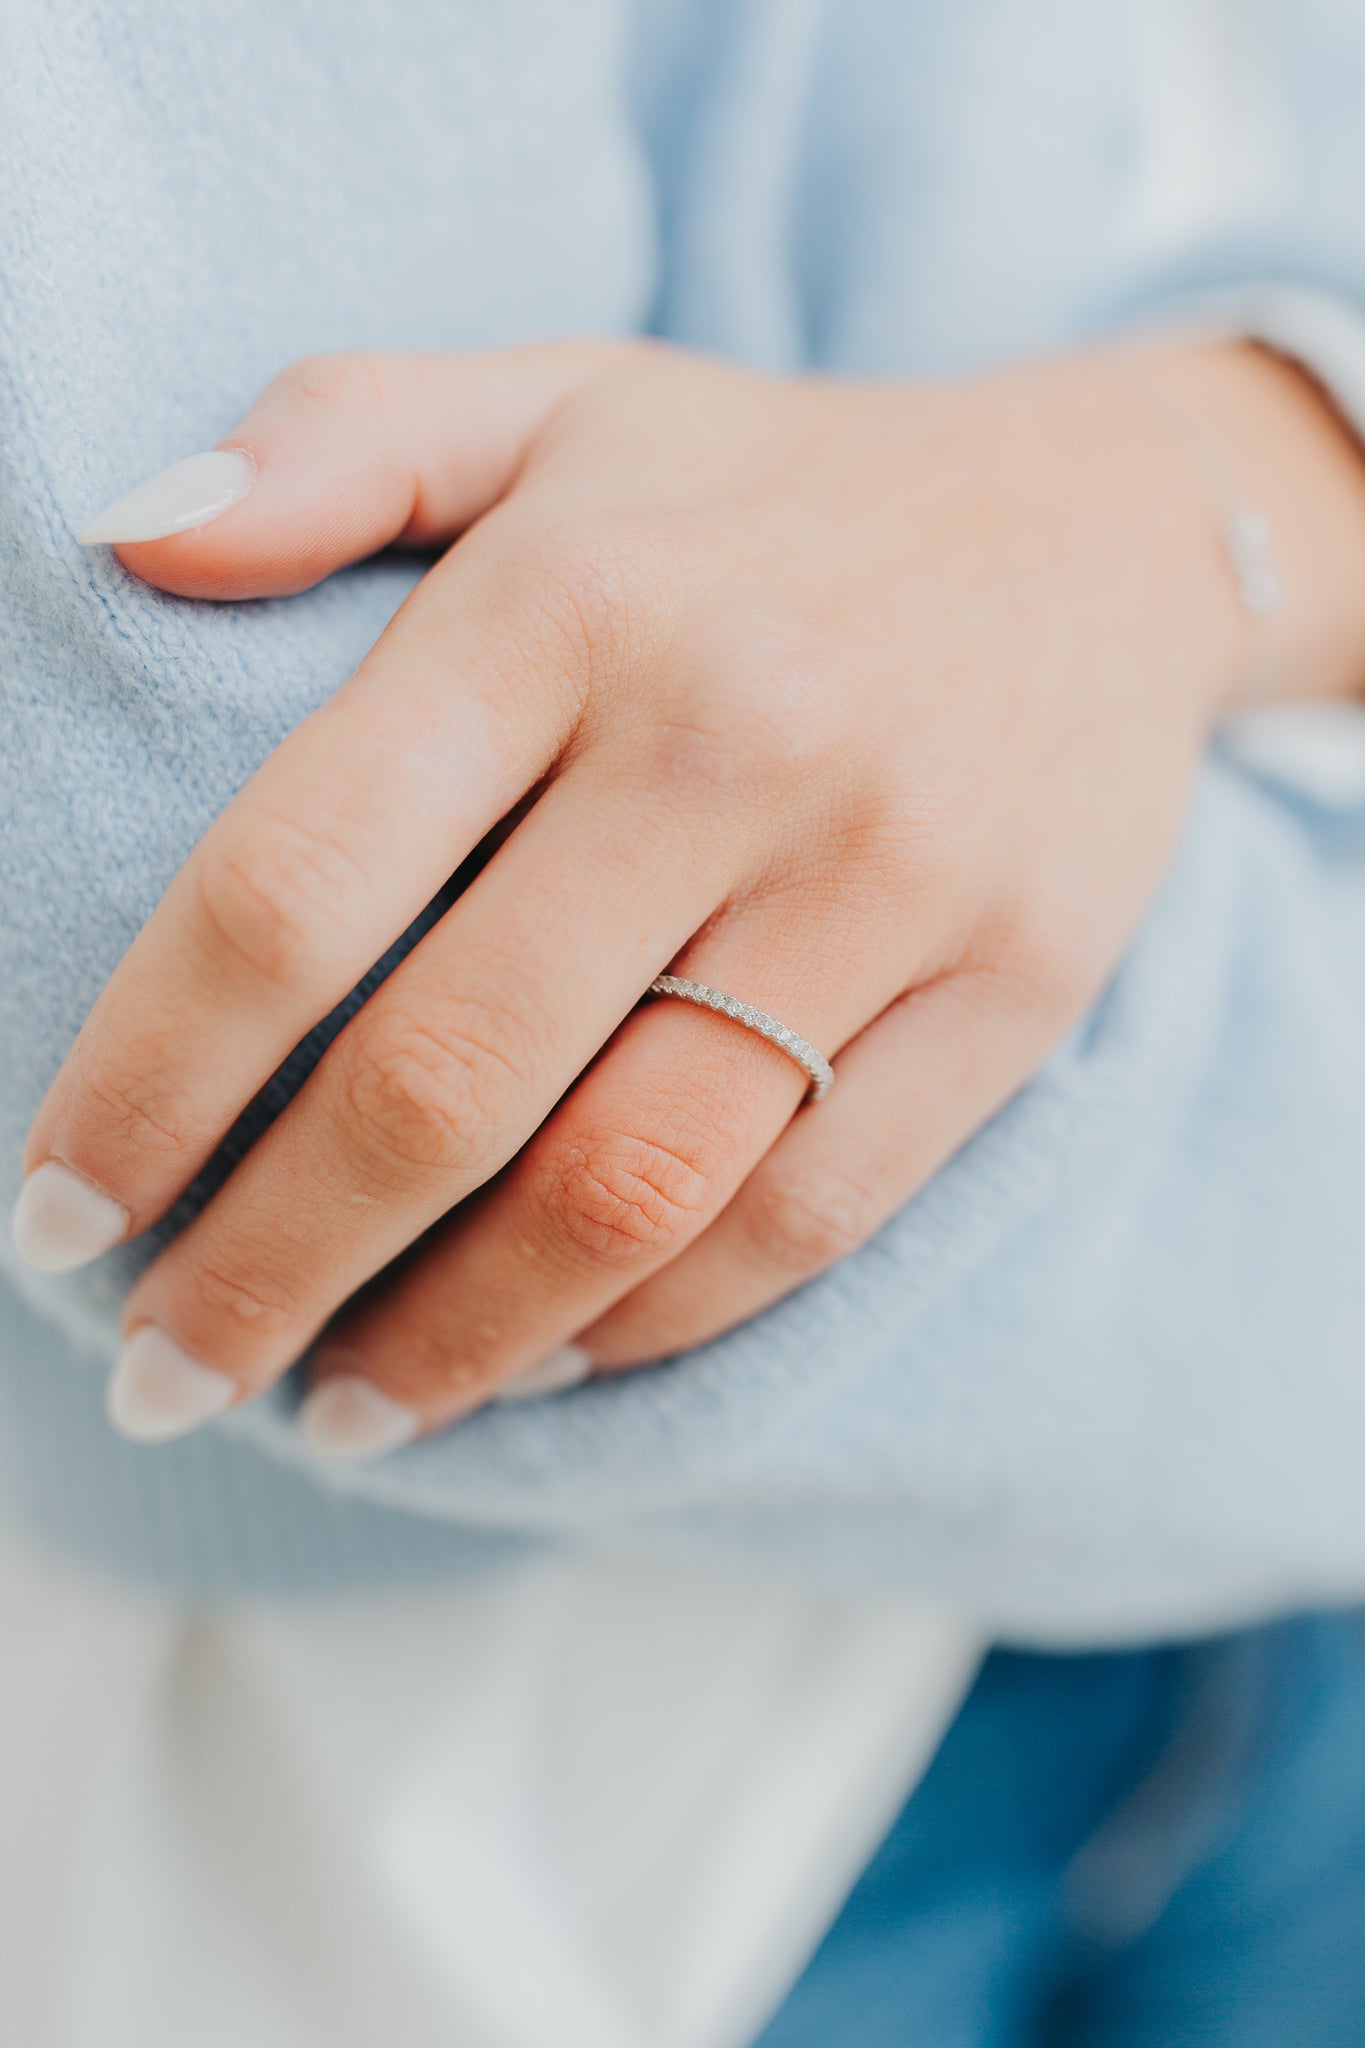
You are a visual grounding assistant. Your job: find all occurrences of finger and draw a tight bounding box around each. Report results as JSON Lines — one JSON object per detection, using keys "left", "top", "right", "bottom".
{"left": 291, "top": 914, "right": 909, "bottom": 1458}
{"left": 17, "top": 493, "right": 605, "bottom": 1269}
{"left": 100, "top": 766, "right": 753, "bottom": 1440}
{"left": 581, "top": 964, "right": 1073, "bottom": 1367}
{"left": 82, "top": 342, "right": 623, "bottom": 600}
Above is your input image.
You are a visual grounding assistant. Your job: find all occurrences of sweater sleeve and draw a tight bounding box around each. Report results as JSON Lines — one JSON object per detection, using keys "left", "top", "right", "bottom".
{"left": 6, "top": 0, "right": 1365, "bottom": 1639}
{"left": 191, "top": 746, "right": 1365, "bottom": 1648}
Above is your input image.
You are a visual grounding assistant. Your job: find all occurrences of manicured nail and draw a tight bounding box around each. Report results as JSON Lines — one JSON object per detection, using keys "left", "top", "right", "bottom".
{"left": 495, "top": 1343, "right": 593, "bottom": 1403}
{"left": 11, "top": 1161, "right": 129, "bottom": 1273}
{"left": 78, "top": 449, "right": 256, "bottom": 544}
{"left": 106, "top": 1326, "right": 235, "bottom": 1443}
{"left": 298, "top": 1377, "right": 419, "bottom": 1462}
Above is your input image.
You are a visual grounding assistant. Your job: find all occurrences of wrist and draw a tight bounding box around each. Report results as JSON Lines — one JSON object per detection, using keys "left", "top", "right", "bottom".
{"left": 1116, "top": 337, "right": 1365, "bottom": 717}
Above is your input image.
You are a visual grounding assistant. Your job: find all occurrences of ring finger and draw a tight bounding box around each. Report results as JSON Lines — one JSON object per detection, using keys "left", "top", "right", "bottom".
{"left": 579, "top": 960, "right": 1072, "bottom": 1369}
{"left": 295, "top": 907, "right": 914, "bottom": 1457}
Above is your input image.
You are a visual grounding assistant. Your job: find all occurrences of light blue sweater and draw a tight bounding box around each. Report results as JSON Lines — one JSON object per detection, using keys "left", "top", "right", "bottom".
{"left": 4, "top": 0, "right": 1365, "bottom": 1640}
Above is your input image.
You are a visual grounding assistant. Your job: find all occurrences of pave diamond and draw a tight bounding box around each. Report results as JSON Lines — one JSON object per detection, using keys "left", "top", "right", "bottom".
{"left": 646, "top": 975, "right": 835, "bottom": 1102}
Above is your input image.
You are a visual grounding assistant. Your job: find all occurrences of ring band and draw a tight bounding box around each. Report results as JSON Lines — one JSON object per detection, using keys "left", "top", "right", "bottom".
{"left": 646, "top": 975, "right": 835, "bottom": 1102}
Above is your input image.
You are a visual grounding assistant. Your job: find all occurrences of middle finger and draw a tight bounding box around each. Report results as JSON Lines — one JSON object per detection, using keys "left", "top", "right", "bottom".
{"left": 106, "top": 761, "right": 739, "bottom": 1438}
{"left": 294, "top": 893, "right": 913, "bottom": 1456}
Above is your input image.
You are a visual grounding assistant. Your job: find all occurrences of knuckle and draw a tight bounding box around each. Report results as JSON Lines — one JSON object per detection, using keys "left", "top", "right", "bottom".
{"left": 747, "top": 1167, "right": 877, "bottom": 1273}
{"left": 467, "top": 512, "right": 678, "bottom": 753}
{"left": 377, "top": 1328, "right": 490, "bottom": 1408}
{"left": 514, "top": 513, "right": 672, "bottom": 677}
{"left": 723, "top": 619, "right": 840, "bottom": 760}
{"left": 190, "top": 1244, "right": 306, "bottom": 1342}
{"left": 644, "top": 620, "right": 840, "bottom": 813}
{"left": 535, "top": 1125, "right": 716, "bottom": 1269}
{"left": 195, "top": 816, "right": 369, "bottom": 992}
{"left": 643, "top": 703, "right": 751, "bottom": 810}
{"left": 332, "top": 1001, "right": 526, "bottom": 1178}
{"left": 77, "top": 1052, "right": 191, "bottom": 1163}
{"left": 975, "top": 900, "right": 1097, "bottom": 1032}
{"left": 271, "top": 350, "right": 387, "bottom": 427}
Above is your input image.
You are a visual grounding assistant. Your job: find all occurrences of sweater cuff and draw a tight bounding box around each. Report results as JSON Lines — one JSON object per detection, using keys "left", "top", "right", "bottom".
{"left": 1151, "top": 278, "right": 1365, "bottom": 452}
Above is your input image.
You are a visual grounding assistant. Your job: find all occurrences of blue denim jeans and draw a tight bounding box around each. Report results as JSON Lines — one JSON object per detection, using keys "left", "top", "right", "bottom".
{"left": 760, "top": 1614, "right": 1365, "bottom": 2046}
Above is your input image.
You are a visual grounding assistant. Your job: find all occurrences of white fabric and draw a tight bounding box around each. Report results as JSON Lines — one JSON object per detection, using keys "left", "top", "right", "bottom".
{"left": 0, "top": 1519, "right": 979, "bottom": 2048}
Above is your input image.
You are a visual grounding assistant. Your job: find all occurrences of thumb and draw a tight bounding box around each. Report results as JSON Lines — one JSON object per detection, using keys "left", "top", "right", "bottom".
{"left": 79, "top": 342, "right": 619, "bottom": 601}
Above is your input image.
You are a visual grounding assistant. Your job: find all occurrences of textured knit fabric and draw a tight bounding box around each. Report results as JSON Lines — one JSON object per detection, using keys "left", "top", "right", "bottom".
{"left": 5, "top": 0, "right": 1365, "bottom": 1633}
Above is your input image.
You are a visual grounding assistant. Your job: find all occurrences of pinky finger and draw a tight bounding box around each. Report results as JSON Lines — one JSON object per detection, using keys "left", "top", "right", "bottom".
{"left": 575, "top": 967, "right": 1065, "bottom": 1372}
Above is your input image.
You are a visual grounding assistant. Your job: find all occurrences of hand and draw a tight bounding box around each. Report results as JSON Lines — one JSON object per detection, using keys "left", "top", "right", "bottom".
{"left": 17, "top": 335, "right": 1365, "bottom": 1454}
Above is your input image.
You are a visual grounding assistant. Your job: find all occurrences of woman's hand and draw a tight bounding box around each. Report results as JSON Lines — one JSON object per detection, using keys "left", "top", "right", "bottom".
{"left": 16, "top": 336, "right": 1365, "bottom": 1454}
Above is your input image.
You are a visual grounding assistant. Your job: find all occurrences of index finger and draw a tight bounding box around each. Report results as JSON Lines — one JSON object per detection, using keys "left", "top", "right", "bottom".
{"left": 12, "top": 507, "right": 589, "bottom": 1272}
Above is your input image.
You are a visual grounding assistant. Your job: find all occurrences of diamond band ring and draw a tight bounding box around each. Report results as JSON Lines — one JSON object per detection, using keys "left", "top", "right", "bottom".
{"left": 646, "top": 976, "right": 835, "bottom": 1102}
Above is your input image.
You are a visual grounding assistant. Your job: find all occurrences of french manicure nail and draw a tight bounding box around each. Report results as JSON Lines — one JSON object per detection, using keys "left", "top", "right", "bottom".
{"left": 11, "top": 1161, "right": 130, "bottom": 1273}
{"left": 495, "top": 1343, "right": 593, "bottom": 1403}
{"left": 106, "top": 1326, "right": 235, "bottom": 1443}
{"left": 298, "top": 1377, "right": 419, "bottom": 1462}
{"left": 78, "top": 449, "right": 256, "bottom": 544}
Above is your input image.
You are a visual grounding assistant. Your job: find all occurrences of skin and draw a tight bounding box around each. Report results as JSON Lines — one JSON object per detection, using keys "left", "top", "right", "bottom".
{"left": 23, "top": 335, "right": 1365, "bottom": 1442}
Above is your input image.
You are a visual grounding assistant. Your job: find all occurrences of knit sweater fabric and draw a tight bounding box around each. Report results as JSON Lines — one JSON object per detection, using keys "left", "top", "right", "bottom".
{"left": 4, "top": 0, "right": 1365, "bottom": 1638}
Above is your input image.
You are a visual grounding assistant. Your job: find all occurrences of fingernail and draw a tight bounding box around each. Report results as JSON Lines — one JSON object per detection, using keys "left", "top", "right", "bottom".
{"left": 78, "top": 448, "right": 256, "bottom": 544}
{"left": 11, "top": 1161, "right": 130, "bottom": 1273}
{"left": 495, "top": 1343, "right": 593, "bottom": 1403}
{"left": 298, "top": 1376, "right": 419, "bottom": 1462}
{"left": 106, "top": 1325, "right": 235, "bottom": 1443}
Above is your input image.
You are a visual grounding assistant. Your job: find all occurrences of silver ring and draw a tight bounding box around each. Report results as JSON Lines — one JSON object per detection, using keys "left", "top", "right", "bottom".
{"left": 646, "top": 976, "right": 835, "bottom": 1102}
